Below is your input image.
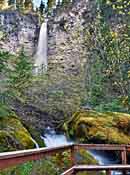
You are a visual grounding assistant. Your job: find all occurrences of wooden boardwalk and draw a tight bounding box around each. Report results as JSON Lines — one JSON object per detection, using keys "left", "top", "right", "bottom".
{"left": 0, "top": 144, "right": 130, "bottom": 174}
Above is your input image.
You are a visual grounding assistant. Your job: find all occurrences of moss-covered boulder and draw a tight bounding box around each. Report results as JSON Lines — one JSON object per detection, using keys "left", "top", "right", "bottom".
{"left": 0, "top": 115, "right": 35, "bottom": 152}
{"left": 65, "top": 110, "right": 130, "bottom": 144}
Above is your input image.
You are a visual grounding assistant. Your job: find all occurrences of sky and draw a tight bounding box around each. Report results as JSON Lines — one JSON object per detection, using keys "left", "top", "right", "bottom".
{"left": 33, "top": 0, "right": 62, "bottom": 8}
{"left": 33, "top": 0, "right": 47, "bottom": 8}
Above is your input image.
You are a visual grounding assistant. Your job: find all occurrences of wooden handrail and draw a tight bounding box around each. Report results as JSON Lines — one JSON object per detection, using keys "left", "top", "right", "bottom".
{"left": 75, "top": 144, "right": 128, "bottom": 150}
{"left": 0, "top": 144, "right": 74, "bottom": 169}
{"left": 0, "top": 144, "right": 130, "bottom": 173}
{"left": 62, "top": 165, "right": 130, "bottom": 175}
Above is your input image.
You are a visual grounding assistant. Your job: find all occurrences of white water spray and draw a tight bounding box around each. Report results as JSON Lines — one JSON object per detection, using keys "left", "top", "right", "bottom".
{"left": 35, "top": 20, "right": 48, "bottom": 73}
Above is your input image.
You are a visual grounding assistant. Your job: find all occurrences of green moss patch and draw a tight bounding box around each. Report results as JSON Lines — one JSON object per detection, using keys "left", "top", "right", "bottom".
{"left": 66, "top": 110, "right": 130, "bottom": 144}
{"left": 0, "top": 115, "right": 35, "bottom": 152}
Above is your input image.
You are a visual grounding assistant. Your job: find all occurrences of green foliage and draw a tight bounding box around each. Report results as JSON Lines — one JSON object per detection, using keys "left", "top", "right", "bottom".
{"left": 7, "top": 50, "right": 33, "bottom": 101}
{"left": 106, "top": 0, "right": 130, "bottom": 15}
{"left": 84, "top": 4, "right": 130, "bottom": 112}
{"left": 96, "top": 0, "right": 130, "bottom": 16}
{"left": 0, "top": 51, "right": 33, "bottom": 117}
{"left": 0, "top": 103, "right": 12, "bottom": 118}
{"left": 24, "top": 0, "right": 33, "bottom": 11}
{"left": 95, "top": 99, "right": 125, "bottom": 112}
{"left": 0, "top": 52, "right": 10, "bottom": 73}
{"left": 39, "top": 0, "right": 45, "bottom": 15}
{"left": 45, "top": 0, "right": 73, "bottom": 13}
{"left": 0, "top": 162, "right": 33, "bottom": 175}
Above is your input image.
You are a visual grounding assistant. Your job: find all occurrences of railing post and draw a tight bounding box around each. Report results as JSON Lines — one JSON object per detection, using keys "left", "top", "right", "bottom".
{"left": 121, "top": 146, "right": 127, "bottom": 175}
{"left": 106, "top": 170, "right": 111, "bottom": 175}
{"left": 121, "top": 147, "right": 127, "bottom": 164}
{"left": 72, "top": 170, "right": 76, "bottom": 175}
{"left": 71, "top": 145, "right": 76, "bottom": 166}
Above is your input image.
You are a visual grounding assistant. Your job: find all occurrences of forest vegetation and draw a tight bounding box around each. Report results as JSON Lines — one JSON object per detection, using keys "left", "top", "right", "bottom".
{"left": 0, "top": 0, "right": 130, "bottom": 174}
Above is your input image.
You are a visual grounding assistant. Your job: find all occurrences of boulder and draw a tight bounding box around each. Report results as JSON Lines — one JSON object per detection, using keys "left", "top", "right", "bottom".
{"left": 65, "top": 110, "right": 130, "bottom": 144}
{"left": 0, "top": 115, "right": 35, "bottom": 152}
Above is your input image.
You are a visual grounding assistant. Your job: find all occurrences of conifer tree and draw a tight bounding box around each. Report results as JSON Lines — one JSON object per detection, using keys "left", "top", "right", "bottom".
{"left": 39, "top": 0, "right": 45, "bottom": 15}
{"left": 0, "top": 51, "right": 33, "bottom": 116}
{"left": 24, "top": 0, "right": 33, "bottom": 11}
{"left": 8, "top": 50, "right": 33, "bottom": 100}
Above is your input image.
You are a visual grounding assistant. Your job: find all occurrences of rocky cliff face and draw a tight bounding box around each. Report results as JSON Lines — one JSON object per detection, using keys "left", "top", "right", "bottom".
{"left": 0, "top": 11, "right": 40, "bottom": 55}
{"left": 0, "top": 115, "right": 35, "bottom": 152}
{"left": 21, "top": 0, "right": 97, "bottom": 129}
{"left": 48, "top": 0, "right": 96, "bottom": 74}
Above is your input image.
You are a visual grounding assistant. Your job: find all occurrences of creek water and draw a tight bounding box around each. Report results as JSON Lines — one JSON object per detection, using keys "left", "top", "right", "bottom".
{"left": 41, "top": 127, "right": 127, "bottom": 175}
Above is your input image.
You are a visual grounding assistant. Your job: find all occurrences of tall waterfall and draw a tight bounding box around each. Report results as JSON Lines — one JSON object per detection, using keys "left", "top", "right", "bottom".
{"left": 35, "top": 21, "right": 48, "bottom": 73}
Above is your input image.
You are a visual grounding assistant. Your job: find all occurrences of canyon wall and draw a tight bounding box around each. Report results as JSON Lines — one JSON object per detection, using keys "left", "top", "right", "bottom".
{"left": 0, "top": 1, "right": 97, "bottom": 129}
{"left": 0, "top": 11, "right": 40, "bottom": 55}
{"left": 47, "top": 0, "right": 96, "bottom": 74}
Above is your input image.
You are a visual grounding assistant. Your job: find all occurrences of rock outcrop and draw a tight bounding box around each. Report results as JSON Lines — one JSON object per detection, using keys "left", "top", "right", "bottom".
{"left": 65, "top": 110, "right": 130, "bottom": 144}
{"left": 48, "top": 0, "right": 96, "bottom": 74}
{"left": 0, "top": 10, "right": 40, "bottom": 55}
{"left": 0, "top": 115, "right": 35, "bottom": 152}
{"left": 23, "top": 0, "right": 96, "bottom": 128}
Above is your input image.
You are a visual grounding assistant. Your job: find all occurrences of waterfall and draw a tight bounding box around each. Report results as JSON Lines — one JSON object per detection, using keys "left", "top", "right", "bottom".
{"left": 0, "top": 15, "right": 4, "bottom": 25}
{"left": 35, "top": 20, "right": 48, "bottom": 73}
{"left": 31, "top": 137, "right": 39, "bottom": 149}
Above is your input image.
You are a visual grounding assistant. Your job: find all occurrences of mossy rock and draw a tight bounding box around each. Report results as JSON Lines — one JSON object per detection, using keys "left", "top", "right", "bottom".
{"left": 0, "top": 115, "right": 35, "bottom": 152}
{"left": 65, "top": 110, "right": 130, "bottom": 144}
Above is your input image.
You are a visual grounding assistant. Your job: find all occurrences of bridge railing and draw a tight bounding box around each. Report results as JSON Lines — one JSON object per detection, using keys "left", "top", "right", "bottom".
{"left": 62, "top": 165, "right": 130, "bottom": 175}
{"left": 0, "top": 144, "right": 130, "bottom": 174}
{"left": 0, "top": 144, "right": 74, "bottom": 169}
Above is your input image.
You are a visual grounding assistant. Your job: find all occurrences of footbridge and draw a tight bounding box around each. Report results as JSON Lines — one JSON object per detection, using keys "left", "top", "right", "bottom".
{"left": 0, "top": 144, "right": 130, "bottom": 174}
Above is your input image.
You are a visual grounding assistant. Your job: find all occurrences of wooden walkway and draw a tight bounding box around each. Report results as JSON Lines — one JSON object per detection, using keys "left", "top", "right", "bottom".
{"left": 0, "top": 144, "right": 130, "bottom": 174}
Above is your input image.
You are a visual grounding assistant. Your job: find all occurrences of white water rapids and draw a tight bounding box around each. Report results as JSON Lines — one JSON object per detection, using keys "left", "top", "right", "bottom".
{"left": 41, "top": 127, "right": 73, "bottom": 147}
{"left": 35, "top": 21, "right": 48, "bottom": 73}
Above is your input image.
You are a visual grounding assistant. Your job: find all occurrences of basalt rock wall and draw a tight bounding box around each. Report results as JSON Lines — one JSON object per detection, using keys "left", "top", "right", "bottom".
{"left": 47, "top": 0, "right": 96, "bottom": 74}
{"left": 0, "top": 11, "right": 40, "bottom": 55}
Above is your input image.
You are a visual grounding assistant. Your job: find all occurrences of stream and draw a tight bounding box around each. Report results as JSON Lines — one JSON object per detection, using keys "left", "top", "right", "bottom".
{"left": 40, "top": 127, "right": 128, "bottom": 175}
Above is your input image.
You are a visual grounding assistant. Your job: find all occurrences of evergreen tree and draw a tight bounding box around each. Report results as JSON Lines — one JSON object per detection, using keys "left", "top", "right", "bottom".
{"left": 47, "top": 0, "right": 55, "bottom": 11}
{"left": 62, "top": 0, "right": 70, "bottom": 6}
{"left": 0, "top": 51, "right": 33, "bottom": 116}
{"left": 39, "top": 0, "right": 45, "bottom": 15}
{"left": 8, "top": 0, "right": 15, "bottom": 6}
{"left": 0, "top": 52, "right": 13, "bottom": 117}
{"left": 8, "top": 50, "right": 33, "bottom": 101}
{"left": 16, "top": 0, "right": 24, "bottom": 10}
{"left": 24, "top": 0, "right": 33, "bottom": 11}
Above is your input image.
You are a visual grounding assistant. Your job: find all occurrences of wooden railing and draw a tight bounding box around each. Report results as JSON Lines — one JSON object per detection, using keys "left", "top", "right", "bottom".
{"left": 0, "top": 144, "right": 74, "bottom": 169}
{"left": 0, "top": 144, "right": 130, "bottom": 174}
{"left": 62, "top": 165, "right": 130, "bottom": 175}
